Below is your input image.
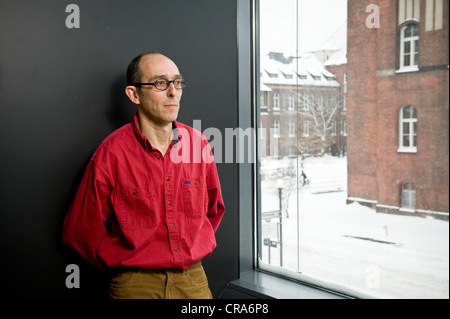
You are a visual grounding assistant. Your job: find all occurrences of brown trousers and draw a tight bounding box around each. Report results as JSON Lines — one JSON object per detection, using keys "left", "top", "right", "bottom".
{"left": 108, "top": 262, "right": 213, "bottom": 299}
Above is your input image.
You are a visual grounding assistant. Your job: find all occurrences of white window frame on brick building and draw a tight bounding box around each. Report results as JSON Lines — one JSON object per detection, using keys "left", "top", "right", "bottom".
{"left": 273, "top": 119, "right": 280, "bottom": 137}
{"left": 399, "top": 23, "right": 419, "bottom": 72}
{"left": 398, "top": 105, "right": 418, "bottom": 153}
{"left": 402, "top": 181, "right": 416, "bottom": 210}
{"left": 273, "top": 92, "right": 280, "bottom": 110}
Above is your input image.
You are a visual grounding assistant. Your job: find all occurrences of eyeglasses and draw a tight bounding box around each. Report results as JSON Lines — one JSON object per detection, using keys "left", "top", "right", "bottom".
{"left": 130, "top": 78, "right": 186, "bottom": 91}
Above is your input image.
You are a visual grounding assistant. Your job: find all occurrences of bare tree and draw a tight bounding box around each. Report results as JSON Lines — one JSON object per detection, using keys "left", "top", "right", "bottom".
{"left": 297, "top": 88, "right": 341, "bottom": 155}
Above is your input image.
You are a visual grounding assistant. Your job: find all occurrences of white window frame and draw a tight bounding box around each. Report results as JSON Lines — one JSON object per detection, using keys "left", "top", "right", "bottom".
{"left": 288, "top": 119, "right": 296, "bottom": 137}
{"left": 273, "top": 119, "right": 280, "bottom": 137}
{"left": 402, "top": 182, "right": 416, "bottom": 209}
{"left": 398, "top": 23, "right": 419, "bottom": 72}
{"left": 398, "top": 105, "right": 418, "bottom": 153}
{"left": 288, "top": 93, "right": 295, "bottom": 110}
{"left": 273, "top": 92, "right": 280, "bottom": 110}
{"left": 303, "top": 120, "right": 309, "bottom": 137}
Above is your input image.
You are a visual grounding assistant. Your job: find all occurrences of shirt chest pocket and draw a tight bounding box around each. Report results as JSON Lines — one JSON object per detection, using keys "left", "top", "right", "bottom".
{"left": 181, "top": 179, "right": 207, "bottom": 219}
{"left": 115, "top": 186, "right": 160, "bottom": 231}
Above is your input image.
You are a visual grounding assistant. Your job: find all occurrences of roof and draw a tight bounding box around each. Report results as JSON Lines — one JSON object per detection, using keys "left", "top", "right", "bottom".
{"left": 260, "top": 51, "right": 340, "bottom": 87}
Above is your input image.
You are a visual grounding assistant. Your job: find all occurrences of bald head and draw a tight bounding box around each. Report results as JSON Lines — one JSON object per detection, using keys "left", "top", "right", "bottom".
{"left": 126, "top": 52, "right": 178, "bottom": 85}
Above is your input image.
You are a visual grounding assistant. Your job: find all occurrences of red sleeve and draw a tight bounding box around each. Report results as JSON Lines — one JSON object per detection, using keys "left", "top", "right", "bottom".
{"left": 204, "top": 142, "right": 225, "bottom": 232}
{"left": 62, "top": 160, "right": 112, "bottom": 270}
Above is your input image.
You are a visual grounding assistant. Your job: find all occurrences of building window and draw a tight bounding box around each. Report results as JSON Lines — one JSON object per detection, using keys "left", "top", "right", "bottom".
{"left": 342, "top": 120, "right": 347, "bottom": 136}
{"left": 273, "top": 92, "right": 280, "bottom": 110}
{"left": 288, "top": 145, "right": 295, "bottom": 156}
{"left": 303, "top": 120, "right": 309, "bottom": 137}
{"left": 288, "top": 93, "right": 295, "bottom": 110}
{"left": 398, "top": 105, "right": 417, "bottom": 153}
{"left": 331, "top": 120, "right": 337, "bottom": 136}
{"left": 288, "top": 119, "right": 296, "bottom": 137}
{"left": 399, "top": 23, "right": 419, "bottom": 71}
{"left": 273, "top": 119, "right": 280, "bottom": 137}
{"left": 402, "top": 182, "right": 416, "bottom": 209}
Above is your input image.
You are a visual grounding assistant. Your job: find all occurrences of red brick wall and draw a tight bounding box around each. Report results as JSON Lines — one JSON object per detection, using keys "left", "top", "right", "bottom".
{"left": 347, "top": 0, "right": 449, "bottom": 214}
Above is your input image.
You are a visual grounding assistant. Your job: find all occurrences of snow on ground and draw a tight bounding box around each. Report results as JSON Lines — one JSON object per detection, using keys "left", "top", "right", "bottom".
{"left": 259, "top": 155, "right": 449, "bottom": 299}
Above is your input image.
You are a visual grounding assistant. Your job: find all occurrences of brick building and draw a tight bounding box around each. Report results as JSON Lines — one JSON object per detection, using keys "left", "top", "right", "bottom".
{"left": 260, "top": 50, "right": 346, "bottom": 158}
{"left": 346, "top": 0, "right": 449, "bottom": 219}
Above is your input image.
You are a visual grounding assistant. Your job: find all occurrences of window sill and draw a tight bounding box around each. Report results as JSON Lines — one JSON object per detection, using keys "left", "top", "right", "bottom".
{"left": 397, "top": 147, "right": 417, "bottom": 153}
{"left": 396, "top": 66, "right": 419, "bottom": 74}
{"left": 221, "top": 270, "right": 349, "bottom": 299}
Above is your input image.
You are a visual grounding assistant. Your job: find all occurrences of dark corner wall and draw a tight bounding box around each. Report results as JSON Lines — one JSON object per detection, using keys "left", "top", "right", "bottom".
{"left": 0, "top": 0, "right": 241, "bottom": 298}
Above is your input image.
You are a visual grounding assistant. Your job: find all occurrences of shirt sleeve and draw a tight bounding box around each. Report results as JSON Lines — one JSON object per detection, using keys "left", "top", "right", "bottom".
{"left": 204, "top": 143, "right": 225, "bottom": 232}
{"left": 62, "top": 160, "right": 112, "bottom": 270}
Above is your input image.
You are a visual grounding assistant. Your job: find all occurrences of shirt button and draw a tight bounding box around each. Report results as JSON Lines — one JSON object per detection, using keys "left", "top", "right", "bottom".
{"left": 166, "top": 177, "right": 170, "bottom": 182}
{"left": 168, "top": 201, "right": 172, "bottom": 206}
{"left": 157, "top": 155, "right": 161, "bottom": 159}
{"left": 175, "top": 249, "right": 179, "bottom": 252}
{"left": 171, "top": 225, "right": 175, "bottom": 229}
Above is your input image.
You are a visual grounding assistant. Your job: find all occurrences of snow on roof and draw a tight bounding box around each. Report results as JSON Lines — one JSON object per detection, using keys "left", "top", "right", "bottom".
{"left": 260, "top": 51, "right": 339, "bottom": 87}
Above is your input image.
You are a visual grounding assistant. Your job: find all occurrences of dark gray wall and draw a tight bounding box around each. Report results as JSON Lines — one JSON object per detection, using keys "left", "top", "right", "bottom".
{"left": 0, "top": 0, "right": 239, "bottom": 298}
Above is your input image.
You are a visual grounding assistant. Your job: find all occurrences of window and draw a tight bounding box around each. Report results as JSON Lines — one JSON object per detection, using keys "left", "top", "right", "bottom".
{"left": 273, "top": 92, "right": 280, "bottom": 110}
{"left": 273, "top": 119, "right": 280, "bottom": 137}
{"left": 398, "top": 105, "right": 417, "bottom": 153}
{"left": 331, "top": 120, "right": 337, "bottom": 136}
{"left": 288, "top": 119, "right": 295, "bottom": 137}
{"left": 302, "top": 120, "right": 309, "bottom": 137}
{"left": 287, "top": 93, "right": 295, "bottom": 110}
{"left": 399, "top": 23, "right": 419, "bottom": 71}
{"left": 402, "top": 182, "right": 416, "bottom": 209}
{"left": 256, "top": 0, "right": 448, "bottom": 299}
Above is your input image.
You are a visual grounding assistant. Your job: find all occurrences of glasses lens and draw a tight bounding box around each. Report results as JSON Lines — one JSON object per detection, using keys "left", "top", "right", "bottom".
{"left": 154, "top": 80, "right": 168, "bottom": 90}
{"left": 174, "top": 79, "right": 186, "bottom": 89}
{"left": 153, "top": 79, "right": 186, "bottom": 90}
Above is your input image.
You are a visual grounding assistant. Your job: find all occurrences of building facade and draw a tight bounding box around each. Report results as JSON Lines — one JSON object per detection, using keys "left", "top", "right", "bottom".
{"left": 260, "top": 51, "right": 347, "bottom": 158}
{"left": 346, "top": 0, "right": 449, "bottom": 219}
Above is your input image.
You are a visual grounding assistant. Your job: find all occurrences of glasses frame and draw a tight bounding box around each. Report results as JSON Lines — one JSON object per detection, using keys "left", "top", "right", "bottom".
{"left": 130, "top": 78, "right": 186, "bottom": 91}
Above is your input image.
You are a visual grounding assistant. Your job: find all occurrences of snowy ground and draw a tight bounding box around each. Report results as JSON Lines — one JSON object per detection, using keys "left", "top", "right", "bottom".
{"left": 259, "top": 155, "right": 449, "bottom": 299}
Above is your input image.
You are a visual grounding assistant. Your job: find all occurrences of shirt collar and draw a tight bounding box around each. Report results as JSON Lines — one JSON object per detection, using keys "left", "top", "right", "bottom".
{"left": 132, "top": 113, "right": 182, "bottom": 150}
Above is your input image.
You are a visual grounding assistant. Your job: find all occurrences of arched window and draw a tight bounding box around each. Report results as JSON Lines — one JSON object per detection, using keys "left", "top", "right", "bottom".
{"left": 400, "top": 23, "right": 419, "bottom": 71}
{"left": 273, "top": 92, "right": 280, "bottom": 110}
{"left": 398, "top": 105, "right": 417, "bottom": 153}
{"left": 273, "top": 119, "right": 280, "bottom": 137}
{"left": 402, "top": 182, "right": 416, "bottom": 209}
{"left": 288, "top": 119, "right": 295, "bottom": 137}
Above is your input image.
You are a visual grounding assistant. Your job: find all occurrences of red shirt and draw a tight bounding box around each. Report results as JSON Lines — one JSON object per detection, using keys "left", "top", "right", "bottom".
{"left": 62, "top": 114, "right": 225, "bottom": 270}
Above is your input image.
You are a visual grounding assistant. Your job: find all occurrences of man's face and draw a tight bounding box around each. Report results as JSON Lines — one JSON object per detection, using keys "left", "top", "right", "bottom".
{"left": 132, "top": 54, "right": 183, "bottom": 126}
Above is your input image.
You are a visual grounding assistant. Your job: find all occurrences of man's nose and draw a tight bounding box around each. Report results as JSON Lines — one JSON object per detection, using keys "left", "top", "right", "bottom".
{"left": 166, "top": 82, "right": 176, "bottom": 96}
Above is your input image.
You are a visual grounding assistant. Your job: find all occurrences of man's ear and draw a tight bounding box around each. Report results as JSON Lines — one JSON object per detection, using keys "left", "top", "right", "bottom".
{"left": 125, "top": 86, "right": 140, "bottom": 104}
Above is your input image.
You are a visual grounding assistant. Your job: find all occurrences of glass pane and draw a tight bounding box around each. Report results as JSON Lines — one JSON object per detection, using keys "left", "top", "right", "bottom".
{"left": 404, "top": 25, "right": 411, "bottom": 37}
{"left": 404, "top": 41, "right": 411, "bottom": 54}
{"left": 257, "top": 0, "right": 448, "bottom": 299}
{"left": 404, "top": 54, "right": 411, "bottom": 67}
{"left": 403, "top": 122, "right": 410, "bottom": 134}
{"left": 412, "top": 24, "right": 419, "bottom": 36}
{"left": 411, "top": 106, "right": 417, "bottom": 118}
{"left": 403, "top": 106, "right": 411, "bottom": 118}
{"left": 403, "top": 135, "right": 410, "bottom": 146}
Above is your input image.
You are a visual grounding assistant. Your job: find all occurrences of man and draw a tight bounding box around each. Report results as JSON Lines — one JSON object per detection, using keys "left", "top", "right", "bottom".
{"left": 62, "top": 52, "right": 225, "bottom": 299}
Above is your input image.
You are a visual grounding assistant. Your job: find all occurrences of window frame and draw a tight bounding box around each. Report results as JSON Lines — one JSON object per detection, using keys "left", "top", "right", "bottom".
{"left": 273, "top": 92, "right": 280, "bottom": 110}
{"left": 398, "top": 22, "right": 419, "bottom": 72}
{"left": 398, "top": 105, "right": 418, "bottom": 153}
{"left": 234, "top": 0, "right": 351, "bottom": 300}
{"left": 401, "top": 182, "right": 416, "bottom": 210}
